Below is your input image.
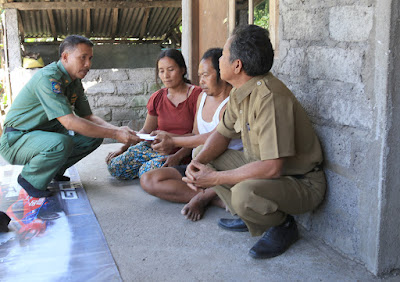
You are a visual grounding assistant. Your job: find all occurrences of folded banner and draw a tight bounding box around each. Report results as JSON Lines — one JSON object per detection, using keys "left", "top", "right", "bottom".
{"left": 0, "top": 158, "right": 121, "bottom": 281}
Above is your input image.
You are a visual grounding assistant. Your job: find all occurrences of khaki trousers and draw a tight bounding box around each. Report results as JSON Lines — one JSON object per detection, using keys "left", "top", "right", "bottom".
{"left": 194, "top": 147, "right": 326, "bottom": 236}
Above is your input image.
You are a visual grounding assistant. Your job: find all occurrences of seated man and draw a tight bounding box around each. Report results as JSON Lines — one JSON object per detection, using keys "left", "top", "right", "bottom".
{"left": 140, "top": 48, "right": 242, "bottom": 221}
{"left": 183, "top": 25, "right": 326, "bottom": 259}
{"left": 0, "top": 35, "right": 139, "bottom": 198}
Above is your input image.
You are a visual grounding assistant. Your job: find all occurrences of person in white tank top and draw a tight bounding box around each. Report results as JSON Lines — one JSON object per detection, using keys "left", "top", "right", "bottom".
{"left": 140, "top": 48, "right": 242, "bottom": 221}
{"left": 197, "top": 93, "right": 242, "bottom": 151}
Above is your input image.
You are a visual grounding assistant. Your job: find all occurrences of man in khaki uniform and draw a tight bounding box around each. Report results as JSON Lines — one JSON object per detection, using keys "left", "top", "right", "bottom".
{"left": 183, "top": 25, "right": 326, "bottom": 259}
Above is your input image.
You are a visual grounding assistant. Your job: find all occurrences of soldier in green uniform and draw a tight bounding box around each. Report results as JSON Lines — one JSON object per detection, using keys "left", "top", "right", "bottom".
{"left": 183, "top": 25, "right": 326, "bottom": 259}
{"left": 0, "top": 35, "right": 139, "bottom": 198}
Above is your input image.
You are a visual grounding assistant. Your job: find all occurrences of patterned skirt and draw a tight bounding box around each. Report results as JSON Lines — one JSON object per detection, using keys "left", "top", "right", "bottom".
{"left": 107, "top": 141, "right": 166, "bottom": 180}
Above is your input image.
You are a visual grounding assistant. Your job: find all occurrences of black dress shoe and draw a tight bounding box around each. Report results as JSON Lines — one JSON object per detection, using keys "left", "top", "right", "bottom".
{"left": 18, "top": 174, "right": 53, "bottom": 198}
{"left": 218, "top": 218, "right": 249, "bottom": 232}
{"left": 249, "top": 215, "right": 299, "bottom": 259}
{"left": 53, "top": 174, "right": 70, "bottom": 182}
{"left": 0, "top": 211, "right": 11, "bottom": 232}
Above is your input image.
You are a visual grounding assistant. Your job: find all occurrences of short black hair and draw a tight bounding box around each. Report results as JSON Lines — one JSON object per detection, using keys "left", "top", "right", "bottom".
{"left": 201, "top": 48, "right": 223, "bottom": 82}
{"left": 155, "top": 49, "right": 191, "bottom": 85}
{"left": 59, "top": 35, "right": 93, "bottom": 57}
{"left": 229, "top": 25, "right": 274, "bottom": 76}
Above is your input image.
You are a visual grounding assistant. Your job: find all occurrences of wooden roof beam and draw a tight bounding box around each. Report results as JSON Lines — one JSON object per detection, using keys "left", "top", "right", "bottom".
{"left": 43, "top": 0, "right": 57, "bottom": 41}
{"left": 139, "top": 8, "right": 150, "bottom": 39}
{"left": 46, "top": 10, "right": 57, "bottom": 41}
{"left": 1, "top": 1, "right": 181, "bottom": 10}
{"left": 111, "top": 8, "right": 119, "bottom": 39}
{"left": 17, "top": 10, "right": 24, "bottom": 42}
{"left": 85, "top": 8, "right": 91, "bottom": 38}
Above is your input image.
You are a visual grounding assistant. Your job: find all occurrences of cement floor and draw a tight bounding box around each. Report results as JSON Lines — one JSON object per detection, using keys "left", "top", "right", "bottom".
{"left": 76, "top": 144, "right": 395, "bottom": 281}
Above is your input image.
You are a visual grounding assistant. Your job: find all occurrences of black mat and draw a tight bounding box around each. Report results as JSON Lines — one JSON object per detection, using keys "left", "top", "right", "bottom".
{"left": 0, "top": 158, "right": 121, "bottom": 281}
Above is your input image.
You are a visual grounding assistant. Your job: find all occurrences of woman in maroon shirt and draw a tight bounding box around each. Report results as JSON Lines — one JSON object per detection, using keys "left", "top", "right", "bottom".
{"left": 106, "top": 49, "right": 202, "bottom": 180}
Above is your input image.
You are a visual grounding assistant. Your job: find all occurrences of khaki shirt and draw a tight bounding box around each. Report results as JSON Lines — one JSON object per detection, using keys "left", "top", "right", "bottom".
{"left": 4, "top": 60, "right": 92, "bottom": 132}
{"left": 217, "top": 73, "right": 323, "bottom": 175}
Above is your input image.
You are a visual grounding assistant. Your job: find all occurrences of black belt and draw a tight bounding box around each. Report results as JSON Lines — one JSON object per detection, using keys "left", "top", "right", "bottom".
{"left": 4, "top": 127, "right": 20, "bottom": 133}
{"left": 312, "top": 164, "right": 323, "bottom": 172}
{"left": 292, "top": 164, "right": 323, "bottom": 179}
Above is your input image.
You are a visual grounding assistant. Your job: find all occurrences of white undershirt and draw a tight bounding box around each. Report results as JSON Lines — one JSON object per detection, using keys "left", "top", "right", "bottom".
{"left": 196, "top": 92, "right": 243, "bottom": 151}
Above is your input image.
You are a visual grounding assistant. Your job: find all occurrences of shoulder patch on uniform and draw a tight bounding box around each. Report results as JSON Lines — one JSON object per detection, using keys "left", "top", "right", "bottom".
{"left": 259, "top": 81, "right": 271, "bottom": 98}
{"left": 51, "top": 81, "right": 62, "bottom": 94}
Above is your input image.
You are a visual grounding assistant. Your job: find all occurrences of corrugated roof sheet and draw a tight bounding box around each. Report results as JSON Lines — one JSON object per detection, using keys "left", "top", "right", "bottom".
{"left": 6, "top": 0, "right": 182, "bottom": 44}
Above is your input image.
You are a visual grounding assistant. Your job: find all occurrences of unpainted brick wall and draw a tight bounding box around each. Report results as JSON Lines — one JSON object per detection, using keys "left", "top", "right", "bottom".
{"left": 82, "top": 68, "right": 159, "bottom": 143}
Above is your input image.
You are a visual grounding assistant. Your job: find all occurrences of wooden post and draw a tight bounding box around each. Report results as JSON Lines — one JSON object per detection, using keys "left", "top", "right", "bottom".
{"left": 181, "top": 0, "right": 192, "bottom": 80}
{"left": 248, "top": 0, "right": 254, "bottom": 24}
{"left": 269, "top": 0, "right": 279, "bottom": 57}
{"left": 1, "top": 11, "right": 12, "bottom": 109}
{"left": 228, "top": 0, "right": 236, "bottom": 36}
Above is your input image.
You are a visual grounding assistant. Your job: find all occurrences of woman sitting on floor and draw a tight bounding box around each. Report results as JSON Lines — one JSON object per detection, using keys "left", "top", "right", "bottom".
{"left": 140, "top": 48, "right": 242, "bottom": 221}
{"left": 106, "top": 49, "right": 202, "bottom": 179}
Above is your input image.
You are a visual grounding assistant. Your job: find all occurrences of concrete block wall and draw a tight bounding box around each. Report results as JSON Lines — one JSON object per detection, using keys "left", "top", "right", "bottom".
{"left": 82, "top": 68, "right": 158, "bottom": 143}
{"left": 272, "top": 0, "right": 397, "bottom": 275}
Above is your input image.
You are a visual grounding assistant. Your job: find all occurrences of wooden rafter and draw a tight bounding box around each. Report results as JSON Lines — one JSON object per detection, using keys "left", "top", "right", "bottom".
{"left": 85, "top": 9, "right": 91, "bottom": 38}
{"left": 22, "top": 38, "right": 165, "bottom": 45}
{"left": 111, "top": 8, "right": 118, "bottom": 39}
{"left": 1, "top": 1, "right": 181, "bottom": 10}
{"left": 139, "top": 8, "right": 150, "bottom": 39}
{"left": 46, "top": 10, "right": 57, "bottom": 40}
{"left": 17, "top": 10, "right": 24, "bottom": 42}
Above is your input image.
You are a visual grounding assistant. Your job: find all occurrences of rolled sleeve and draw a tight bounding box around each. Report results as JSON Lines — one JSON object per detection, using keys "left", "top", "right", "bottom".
{"left": 216, "top": 99, "right": 241, "bottom": 139}
{"left": 257, "top": 94, "right": 296, "bottom": 160}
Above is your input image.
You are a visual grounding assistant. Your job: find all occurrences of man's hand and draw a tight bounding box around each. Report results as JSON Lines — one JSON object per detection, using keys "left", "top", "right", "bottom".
{"left": 182, "top": 160, "right": 219, "bottom": 191}
{"left": 152, "top": 132, "right": 175, "bottom": 154}
{"left": 114, "top": 126, "right": 140, "bottom": 144}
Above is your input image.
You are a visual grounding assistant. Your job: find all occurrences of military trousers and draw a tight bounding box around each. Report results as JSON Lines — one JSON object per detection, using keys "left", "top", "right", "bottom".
{"left": 0, "top": 129, "right": 103, "bottom": 191}
{"left": 194, "top": 147, "right": 326, "bottom": 236}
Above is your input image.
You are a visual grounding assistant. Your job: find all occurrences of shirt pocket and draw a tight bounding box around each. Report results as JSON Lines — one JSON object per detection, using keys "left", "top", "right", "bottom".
{"left": 248, "top": 127, "right": 259, "bottom": 145}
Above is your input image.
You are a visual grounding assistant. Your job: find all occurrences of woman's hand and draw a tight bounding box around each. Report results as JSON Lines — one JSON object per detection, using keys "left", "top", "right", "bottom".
{"left": 150, "top": 130, "right": 168, "bottom": 136}
{"left": 105, "top": 145, "right": 129, "bottom": 164}
{"left": 152, "top": 132, "right": 175, "bottom": 155}
{"left": 161, "top": 153, "right": 182, "bottom": 168}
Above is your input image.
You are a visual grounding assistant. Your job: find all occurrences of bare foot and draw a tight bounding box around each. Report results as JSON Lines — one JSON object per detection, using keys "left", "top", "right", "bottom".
{"left": 211, "top": 196, "right": 226, "bottom": 209}
{"left": 181, "top": 192, "right": 207, "bottom": 221}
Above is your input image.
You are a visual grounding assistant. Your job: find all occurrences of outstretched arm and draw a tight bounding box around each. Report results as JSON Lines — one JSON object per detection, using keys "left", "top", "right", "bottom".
{"left": 193, "top": 130, "right": 231, "bottom": 164}
{"left": 151, "top": 130, "right": 214, "bottom": 154}
{"left": 57, "top": 113, "right": 139, "bottom": 144}
{"left": 84, "top": 114, "right": 119, "bottom": 129}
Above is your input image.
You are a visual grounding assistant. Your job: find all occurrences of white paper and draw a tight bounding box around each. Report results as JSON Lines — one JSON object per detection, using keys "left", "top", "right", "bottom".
{"left": 136, "top": 133, "right": 155, "bottom": 141}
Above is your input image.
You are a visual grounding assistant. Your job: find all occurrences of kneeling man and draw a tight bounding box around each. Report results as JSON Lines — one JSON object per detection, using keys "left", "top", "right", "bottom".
{"left": 0, "top": 35, "right": 139, "bottom": 198}
{"left": 183, "top": 25, "right": 326, "bottom": 259}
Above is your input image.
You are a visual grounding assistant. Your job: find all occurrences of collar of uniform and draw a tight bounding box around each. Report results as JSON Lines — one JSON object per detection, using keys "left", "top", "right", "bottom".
{"left": 57, "top": 60, "right": 73, "bottom": 86}
{"left": 234, "top": 74, "right": 269, "bottom": 104}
